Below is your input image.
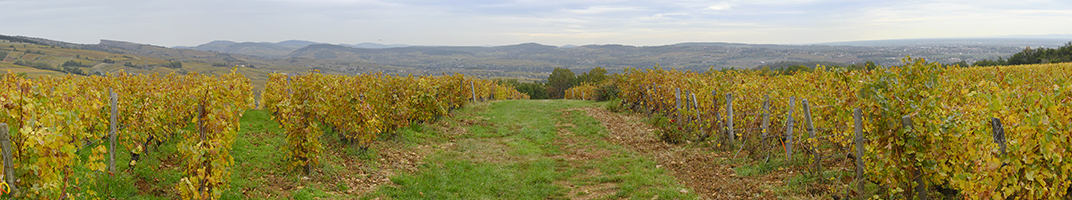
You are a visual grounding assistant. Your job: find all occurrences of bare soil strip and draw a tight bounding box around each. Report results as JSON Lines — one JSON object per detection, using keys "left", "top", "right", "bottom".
{"left": 574, "top": 107, "right": 799, "bottom": 199}
{"left": 304, "top": 113, "right": 469, "bottom": 197}
{"left": 553, "top": 110, "right": 619, "bottom": 199}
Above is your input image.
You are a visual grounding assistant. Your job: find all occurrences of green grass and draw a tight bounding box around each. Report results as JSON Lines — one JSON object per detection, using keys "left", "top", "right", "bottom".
{"left": 367, "top": 100, "right": 693, "bottom": 199}
{"left": 9, "top": 99, "right": 696, "bottom": 199}
{"left": 291, "top": 187, "right": 330, "bottom": 200}
{"left": 561, "top": 108, "right": 694, "bottom": 199}
{"left": 367, "top": 100, "right": 574, "bottom": 199}
{"left": 223, "top": 109, "right": 289, "bottom": 199}
{"left": 375, "top": 157, "right": 565, "bottom": 199}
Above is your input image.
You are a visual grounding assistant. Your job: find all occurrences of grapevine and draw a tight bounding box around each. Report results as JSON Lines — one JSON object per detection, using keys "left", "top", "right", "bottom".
{"left": 597, "top": 60, "right": 1072, "bottom": 199}
{"left": 260, "top": 71, "right": 527, "bottom": 173}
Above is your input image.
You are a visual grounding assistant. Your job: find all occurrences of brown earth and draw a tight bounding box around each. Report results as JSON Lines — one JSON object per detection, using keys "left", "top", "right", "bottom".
{"left": 573, "top": 107, "right": 826, "bottom": 199}
{"left": 321, "top": 106, "right": 498, "bottom": 197}
{"left": 240, "top": 102, "right": 834, "bottom": 199}
{"left": 552, "top": 110, "right": 620, "bottom": 199}
{"left": 251, "top": 110, "right": 481, "bottom": 198}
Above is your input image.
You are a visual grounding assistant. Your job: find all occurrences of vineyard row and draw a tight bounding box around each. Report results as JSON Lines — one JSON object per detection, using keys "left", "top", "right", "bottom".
{"left": 0, "top": 69, "right": 527, "bottom": 199}
{"left": 578, "top": 58, "right": 1071, "bottom": 199}
{"left": 260, "top": 71, "right": 528, "bottom": 174}
{"left": 0, "top": 69, "right": 252, "bottom": 199}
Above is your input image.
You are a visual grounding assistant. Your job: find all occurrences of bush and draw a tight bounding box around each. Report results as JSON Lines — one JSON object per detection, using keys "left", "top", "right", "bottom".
{"left": 595, "top": 83, "right": 619, "bottom": 101}
{"left": 604, "top": 99, "right": 623, "bottom": 112}
{"left": 62, "top": 60, "right": 90, "bottom": 68}
{"left": 16, "top": 60, "right": 87, "bottom": 75}
{"left": 651, "top": 116, "right": 686, "bottom": 143}
{"left": 162, "top": 61, "right": 183, "bottom": 68}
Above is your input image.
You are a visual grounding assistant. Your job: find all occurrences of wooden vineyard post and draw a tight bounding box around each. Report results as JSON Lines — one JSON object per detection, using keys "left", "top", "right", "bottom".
{"left": 655, "top": 85, "right": 661, "bottom": 114}
{"left": 631, "top": 88, "right": 637, "bottom": 110}
{"left": 903, "top": 115, "right": 926, "bottom": 200}
{"left": 691, "top": 93, "right": 701, "bottom": 140}
{"left": 685, "top": 90, "right": 691, "bottom": 122}
{"left": 470, "top": 80, "right": 476, "bottom": 102}
{"left": 1, "top": 123, "right": 15, "bottom": 194}
{"left": 651, "top": 85, "right": 660, "bottom": 113}
{"left": 640, "top": 85, "right": 646, "bottom": 113}
{"left": 685, "top": 90, "right": 692, "bottom": 130}
{"left": 646, "top": 86, "right": 654, "bottom": 117}
{"left": 853, "top": 108, "right": 864, "bottom": 195}
{"left": 675, "top": 88, "right": 682, "bottom": 128}
{"left": 709, "top": 90, "right": 720, "bottom": 142}
{"left": 683, "top": 89, "right": 690, "bottom": 126}
{"left": 802, "top": 99, "right": 819, "bottom": 175}
{"left": 991, "top": 118, "right": 1006, "bottom": 156}
{"left": 785, "top": 96, "right": 795, "bottom": 160}
{"left": 638, "top": 85, "right": 645, "bottom": 113}
{"left": 725, "top": 93, "right": 734, "bottom": 142}
{"left": 643, "top": 85, "right": 651, "bottom": 116}
{"left": 109, "top": 88, "right": 117, "bottom": 175}
{"left": 761, "top": 95, "right": 770, "bottom": 160}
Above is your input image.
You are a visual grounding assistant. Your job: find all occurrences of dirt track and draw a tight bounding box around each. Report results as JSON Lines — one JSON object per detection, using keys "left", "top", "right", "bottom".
{"left": 574, "top": 107, "right": 814, "bottom": 199}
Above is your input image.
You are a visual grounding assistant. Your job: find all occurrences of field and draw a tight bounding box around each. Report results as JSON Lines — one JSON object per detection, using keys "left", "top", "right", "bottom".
{"left": 2, "top": 50, "right": 1070, "bottom": 199}
{"left": 0, "top": 97, "right": 838, "bottom": 199}
{"left": 604, "top": 60, "right": 1072, "bottom": 199}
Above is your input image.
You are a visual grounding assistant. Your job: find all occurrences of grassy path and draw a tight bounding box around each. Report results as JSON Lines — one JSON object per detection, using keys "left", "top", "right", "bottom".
{"left": 368, "top": 100, "right": 692, "bottom": 199}
{"left": 86, "top": 99, "right": 827, "bottom": 199}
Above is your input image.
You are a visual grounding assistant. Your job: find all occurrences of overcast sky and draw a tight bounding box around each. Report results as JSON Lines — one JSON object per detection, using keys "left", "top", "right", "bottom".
{"left": 2, "top": 0, "right": 1071, "bottom": 47}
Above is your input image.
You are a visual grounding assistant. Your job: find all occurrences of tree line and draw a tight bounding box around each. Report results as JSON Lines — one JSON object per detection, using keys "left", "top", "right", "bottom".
{"left": 756, "top": 42, "right": 1072, "bottom": 74}
{"left": 753, "top": 60, "right": 881, "bottom": 76}
{"left": 496, "top": 67, "right": 611, "bottom": 99}
{"left": 12, "top": 60, "right": 86, "bottom": 75}
{"left": 973, "top": 42, "right": 1072, "bottom": 66}
{"left": 507, "top": 42, "right": 1072, "bottom": 99}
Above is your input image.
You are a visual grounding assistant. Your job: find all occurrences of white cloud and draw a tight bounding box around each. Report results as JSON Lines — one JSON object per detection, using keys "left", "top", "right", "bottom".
{"left": 566, "top": 6, "right": 645, "bottom": 15}
{"left": 708, "top": 2, "right": 733, "bottom": 10}
{"left": 650, "top": 13, "right": 691, "bottom": 19}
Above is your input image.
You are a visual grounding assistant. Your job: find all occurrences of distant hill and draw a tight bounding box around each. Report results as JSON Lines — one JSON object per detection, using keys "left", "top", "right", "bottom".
{"left": 174, "top": 40, "right": 306, "bottom": 58}
{"left": 174, "top": 40, "right": 409, "bottom": 57}
{"left": 340, "top": 43, "right": 410, "bottom": 49}
{"left": 0, "top": 35, "right": 47, "bottom": 45}
{"left": 816, "top": 38, "right": 1071, "bottom": 47}
{"left": 273, "top": 40, "right": 321, "bottom": 48}
{"left": 1, "top": 36, "right": 392, "bottom": 95}
{"left": 9, "top": 34, "right": 1062, "bottom": 84}
{"left": 177, "top": 40, "right": 237, "bottom": 51}
{"left": 279, "top": 40, "right": 1044, "bottom": 78}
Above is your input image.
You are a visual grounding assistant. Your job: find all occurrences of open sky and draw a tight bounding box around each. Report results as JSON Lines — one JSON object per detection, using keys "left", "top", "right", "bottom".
{"left": 2, "top": 0, "right": 1071, "bottom": 47}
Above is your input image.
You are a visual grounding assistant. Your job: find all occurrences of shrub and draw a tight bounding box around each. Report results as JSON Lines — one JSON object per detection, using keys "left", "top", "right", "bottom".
{"left": 162, "top": 61, "right": 183, "bottom": 68}
{"left": 595, "top": 83, "right": 619, "bottom": 101}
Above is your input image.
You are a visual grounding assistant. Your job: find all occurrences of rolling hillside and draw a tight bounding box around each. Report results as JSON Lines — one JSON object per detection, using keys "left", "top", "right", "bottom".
{"left": 6, "top": 34, "right": 1069, "bottom": 87}
{"left": 178, "top": 38, "right": 1061, "bottom": 80}
{"left": 0, "top": 38, "right": 278, "bottom": 95}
